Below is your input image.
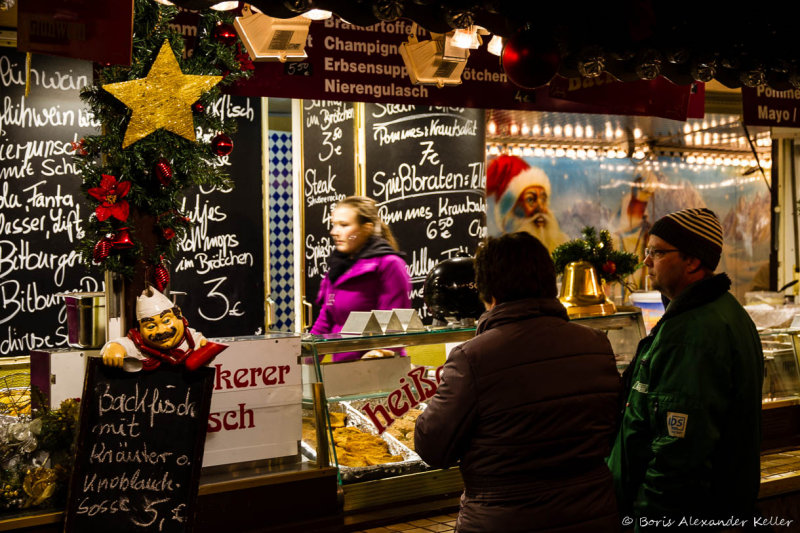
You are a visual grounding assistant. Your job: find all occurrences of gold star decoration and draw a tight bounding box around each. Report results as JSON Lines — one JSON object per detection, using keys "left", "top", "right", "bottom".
{"left": 103, "top": 40, "right": 223, "bottom": 148}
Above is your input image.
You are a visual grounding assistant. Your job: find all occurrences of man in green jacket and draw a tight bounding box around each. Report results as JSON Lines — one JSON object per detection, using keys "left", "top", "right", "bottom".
{"left": 607, "top": 207, "right": 763, "bottom": 531}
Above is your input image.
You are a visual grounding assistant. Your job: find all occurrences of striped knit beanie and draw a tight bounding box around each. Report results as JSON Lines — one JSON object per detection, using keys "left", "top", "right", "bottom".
{"left": 649, "top": 208, "right": 723, "bottom": 270}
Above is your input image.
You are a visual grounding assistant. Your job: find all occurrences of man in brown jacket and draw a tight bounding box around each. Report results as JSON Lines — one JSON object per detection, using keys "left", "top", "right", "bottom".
{"left": 415, "top": 232, "right": 622, "bottom": 532}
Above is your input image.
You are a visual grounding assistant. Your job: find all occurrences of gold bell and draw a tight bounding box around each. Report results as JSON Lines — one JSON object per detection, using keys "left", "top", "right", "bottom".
{"left": 559, "top": 261, "right": 617, "bottom": 318}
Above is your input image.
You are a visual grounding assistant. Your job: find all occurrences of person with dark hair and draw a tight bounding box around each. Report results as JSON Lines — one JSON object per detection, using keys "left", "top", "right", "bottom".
{"left": 415, "top": 232, "right": 622, "bottom": 532}
{"left": 310, "top": 196, "right": 411, "bottom": 361}
{"left": 607, "top": 208, "right": 763, "bottom": 530}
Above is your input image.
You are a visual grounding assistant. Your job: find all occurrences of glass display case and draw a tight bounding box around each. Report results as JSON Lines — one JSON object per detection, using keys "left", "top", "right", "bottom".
{"left": 301, "top": 308, "right": 645, "bottom": 498}
{"left": 573, "top": 307, "right": 646, "bottom": 373}
{"left": 760, "top": 330, "right": 800, "bottom": 404}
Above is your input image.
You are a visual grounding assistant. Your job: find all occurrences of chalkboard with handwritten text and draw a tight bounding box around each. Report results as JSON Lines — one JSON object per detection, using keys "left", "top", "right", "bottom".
{"left": 300, "top": 100, "right": 356, "bottom": 328}
{"left": 170, "top": 95, "right": 265, "bottom": 338}
{"left": 364, "top": 105, "right": 486, "bottom": 321}
{"left": 0, "top": 49, "right": 102, "bottom": 356}
{"left": 65, "top": 357, "right": 214, "bottom": 533}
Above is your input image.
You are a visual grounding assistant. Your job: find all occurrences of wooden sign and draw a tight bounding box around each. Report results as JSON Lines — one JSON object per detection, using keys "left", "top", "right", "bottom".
{"left": 65, "top": 357, "right": 214, "bottom": 533}
{"left": 363, "top": 104, "right": 486, "bottom": 322}
{"left": 300, "top": 100, "right": 357, "bottom": 328}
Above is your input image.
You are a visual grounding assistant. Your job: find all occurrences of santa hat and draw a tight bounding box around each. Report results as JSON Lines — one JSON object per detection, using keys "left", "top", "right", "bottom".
{"left": 136, "top": 286, "right": 174, "bottom": 321}
{"left": 486, "top": 155, "right": 552, "bottom": 230}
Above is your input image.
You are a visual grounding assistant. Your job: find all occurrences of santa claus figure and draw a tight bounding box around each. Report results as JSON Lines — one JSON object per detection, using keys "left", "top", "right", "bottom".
{"left": 101, "top": 285, "right": 226, "bottom": 372}
{"left": 486, "top": 154, "right": 568, "bottom": 252}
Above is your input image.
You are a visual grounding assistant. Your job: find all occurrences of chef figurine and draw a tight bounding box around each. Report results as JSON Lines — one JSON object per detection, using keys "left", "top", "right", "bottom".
{"left": 100, "top": 285, "right": 226, "bottom": 372}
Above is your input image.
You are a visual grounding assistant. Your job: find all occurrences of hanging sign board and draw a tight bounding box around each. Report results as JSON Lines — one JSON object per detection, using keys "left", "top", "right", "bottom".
{"left": 230, "top": 19, "right": 698, "bottom": 121}
{"left": 741, "top": 86, "right": 800, "bottom": 128}
{"left": 17, "top": 0, "right": 133, "bottom": 65}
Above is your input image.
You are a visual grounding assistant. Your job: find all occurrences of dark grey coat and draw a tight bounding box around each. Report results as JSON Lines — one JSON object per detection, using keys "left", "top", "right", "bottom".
{"left": 415, "top": 297, "right": 622, "bottom": 532}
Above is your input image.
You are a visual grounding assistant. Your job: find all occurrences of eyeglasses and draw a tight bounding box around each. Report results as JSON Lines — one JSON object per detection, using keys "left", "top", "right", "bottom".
{"left": 644, "top": 247, "right": 680, "bottom": 259}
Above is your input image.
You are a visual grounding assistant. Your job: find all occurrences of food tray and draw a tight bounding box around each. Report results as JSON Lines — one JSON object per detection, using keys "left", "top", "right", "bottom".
{"left": 300, "top": 401, "right": 425, "bottom": 483}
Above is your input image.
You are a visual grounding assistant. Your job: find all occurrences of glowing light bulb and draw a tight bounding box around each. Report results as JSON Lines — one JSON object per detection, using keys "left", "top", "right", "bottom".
{"left": 303, "top": 9, "right": 333, "bottom": 19}
{"left": 553, "top": 125, "right": 563, "bottom": 136}
{"left": 543, "top": 124, "right": 551, "bottom": 136}
{"left": 634, "top": 128, "right": 642, "bottom": 139}
{"left": 564, "top": 124, "right": 573, "bottom": 137}
{"left": 585, "top": 125, "right": 594, "bottom": 137}
{"left": 510, "top": 123, "right": 519, "bottom": 135}
{"left": 534, "top": 147, "right": 545, "bottom": 157}
{"left": 210, "top": 1, "right": 239, "bottom": 9}
{"left": 575, "top": 125, "right": 584, "bottom": 138}
{"left": 521, "top": 124, "right": 530, "bottom": 135}
{"left": 587, "top": 149, "right": 597, "bottom": 158}
{"left": 488, "top": 121, "right": 497, "bottom": 134}
{"left": 451, "top": 27, "right": 480, "bottom": 49}
{"left": 487, "top": 35, "right": 504, "bottom": 56}
{"left": 532, "top": 124, "right": 541, "bottom": 135}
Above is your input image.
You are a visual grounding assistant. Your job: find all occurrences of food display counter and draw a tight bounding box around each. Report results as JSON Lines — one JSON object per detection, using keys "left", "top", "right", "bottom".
{"left": 300, "top": 310, "right": 647, "bottom": 527}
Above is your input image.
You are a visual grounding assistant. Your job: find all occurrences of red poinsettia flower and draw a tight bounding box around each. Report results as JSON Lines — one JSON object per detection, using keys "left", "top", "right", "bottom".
{"left": 88, "top": 174, "right": 131, "bottom": 222}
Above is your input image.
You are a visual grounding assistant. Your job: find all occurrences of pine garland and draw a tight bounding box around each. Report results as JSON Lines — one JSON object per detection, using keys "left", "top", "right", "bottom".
{"left": 74, "top": 0, "right": 251, "bottom": 279}
{"left": 552, "top": 226, "right": 641, "bottom": 284}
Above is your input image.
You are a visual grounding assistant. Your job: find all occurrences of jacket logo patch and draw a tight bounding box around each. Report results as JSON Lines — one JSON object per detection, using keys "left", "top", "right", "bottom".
{"left": 667, "top": 412, "right": 688, "bottom": 438}
{"left": 632, "top": 381, "right": 648, "bottom": 393}
{"left": 327, "top": 294, "right": 335, "bottom": 305}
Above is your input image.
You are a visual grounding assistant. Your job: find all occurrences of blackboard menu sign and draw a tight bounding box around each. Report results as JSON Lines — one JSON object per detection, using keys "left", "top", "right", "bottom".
{"left": 364, "top": 105, "right": 486, "bottom": 321}
{"left": 0, "top": 49, "right": 102, "bottom": 356}
{"left": 65, "top": 357, "right": 214, "bottom": 533}
{"left": 300, "top": 100, "right": 356, "bottom": 327}
{"left": 171, "top": 95, "right": 265, "bottom": 337}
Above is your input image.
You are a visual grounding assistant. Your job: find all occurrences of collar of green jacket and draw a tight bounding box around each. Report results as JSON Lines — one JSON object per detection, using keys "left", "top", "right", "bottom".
{"left": 650, "top": 273, "right": 732, "bottom": 337}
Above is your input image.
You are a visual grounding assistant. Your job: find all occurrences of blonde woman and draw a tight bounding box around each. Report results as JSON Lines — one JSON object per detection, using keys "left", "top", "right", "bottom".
{"left": 310, "top": 196, "right": 411, "bottom": 361}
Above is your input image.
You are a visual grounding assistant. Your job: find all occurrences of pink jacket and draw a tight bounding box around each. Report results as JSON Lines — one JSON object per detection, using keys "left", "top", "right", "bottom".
{"left": 310, "top": 254, "right": 411, "bottom": 362}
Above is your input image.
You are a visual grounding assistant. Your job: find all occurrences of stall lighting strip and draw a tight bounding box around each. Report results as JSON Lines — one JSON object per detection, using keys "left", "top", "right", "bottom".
{"left": 487, "top": 141, "right": 772, "bottom": 170}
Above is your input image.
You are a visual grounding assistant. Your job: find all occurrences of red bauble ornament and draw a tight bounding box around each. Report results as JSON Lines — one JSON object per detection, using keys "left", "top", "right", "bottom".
{"left": 155, "top": 264, "right": 170, "bottom": 292}
{"left": 111, "top": 228, "right": 134, "bottom": 249}
{"left": 501, "top": 29, "right": 561, "bottom": 90}
{"left": 602, "top": 260, "right": 617, "bottom": 276}
{"left": 192, "top": 102, "right": 205, "bottom": 114}
{"left": 163, "top": 227, "right": 176, "bottom": 240}
{"left": 93, "top": 238, "right": 112, "bottom": 263}
{"left": 211, "top": 133, "right": 234, "bottom": 157}
{"left": 212, "top": 23, "right": 238, "bottom": 47}
{"left": 154, "top": 157, "right": 173, "bottom": 186}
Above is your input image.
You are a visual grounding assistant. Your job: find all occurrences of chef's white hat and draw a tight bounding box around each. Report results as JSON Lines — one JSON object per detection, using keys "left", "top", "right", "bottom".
{"left": 136, "top": 286, "right": 174, "bottom": 321}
